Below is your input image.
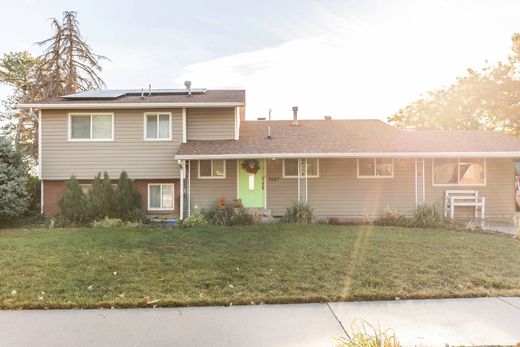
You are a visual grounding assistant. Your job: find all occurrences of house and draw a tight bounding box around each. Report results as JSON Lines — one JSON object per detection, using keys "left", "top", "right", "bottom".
{"left": 19, "top": 86, "right": 520, "bottom": 221}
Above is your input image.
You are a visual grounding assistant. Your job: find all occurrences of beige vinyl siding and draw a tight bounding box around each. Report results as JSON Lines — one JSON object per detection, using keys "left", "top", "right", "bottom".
{"left": 41, "top": 109, "right": 182, "bottom": 179}
{"left": 266, "top": 158, "right": 416, "bottom": 218}
{"left": 186, "top": 108, "right": 235, "bottom": 140}
{"left": 189, "top": 160, "right": 237, "bottom": 211}
{"left": 424, "top": 158, "right": 514, "bottom": 217}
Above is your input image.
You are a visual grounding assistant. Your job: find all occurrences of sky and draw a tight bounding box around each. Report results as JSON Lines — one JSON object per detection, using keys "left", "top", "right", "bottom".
{"left": 1, "top": 0, "right": 520, "bottom": 121}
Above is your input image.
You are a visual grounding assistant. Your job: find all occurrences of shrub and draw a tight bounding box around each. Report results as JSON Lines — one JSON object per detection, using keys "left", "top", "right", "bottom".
{"left": 0, "top": 136, "right": 30, "bottom": 223}
{"left": 202, "top": 206, "right": 234, "bottom": 226}
{"left": 25, "top": 175, "right": 41, "bottom": 214}
{"left": 229, "top": 211, "right": 254, "bottom": 226}
{"left": 182, "top": 213, "right": 208, "bottom": 227}
{"left": 283, "top": 201, "right": 314, "bottom": 224}
{"left": 114, "top": 170, "right": 142, "bottom": 221}
{"left": 88, "top": 171, "right": 116, "bottom": 219}
{"left": 412, "top": 203, "right": 443, "bottom": 228}
{"left": 92, "top": 217, "right": 124, "bottom": 228}
{"left": 374, "top": 207, "right": 411, "bottom": 227}
{"left": 58, "top": 176, "right": 90, "bottom": 225}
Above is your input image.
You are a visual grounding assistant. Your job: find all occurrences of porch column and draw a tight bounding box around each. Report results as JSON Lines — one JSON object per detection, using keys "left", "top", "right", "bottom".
{"left": 187, "top": 160, "right": 191, "bottom": 217}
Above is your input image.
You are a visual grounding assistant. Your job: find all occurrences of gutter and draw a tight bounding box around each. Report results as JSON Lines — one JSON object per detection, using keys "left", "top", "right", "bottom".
{"left": 175, "top": 151, "right": 520, "bottom": 160}
{"left": 17, "top": 102, "right": 245, "bottom": 109}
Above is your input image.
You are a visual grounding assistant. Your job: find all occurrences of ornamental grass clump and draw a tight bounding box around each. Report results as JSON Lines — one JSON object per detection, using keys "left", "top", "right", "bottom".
{"left": 283, "top": 201, "right": 315, "bottom": 224}
{"left": 412, "top": 203, "right": 443, "bottom": 228}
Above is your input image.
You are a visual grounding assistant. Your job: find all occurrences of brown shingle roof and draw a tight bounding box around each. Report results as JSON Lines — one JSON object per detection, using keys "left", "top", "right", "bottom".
{"left": 22, "top": 90, "right": 245, "bottom": 105}
{"left": 176, "top": 119, "right": 520, "bottom": 158}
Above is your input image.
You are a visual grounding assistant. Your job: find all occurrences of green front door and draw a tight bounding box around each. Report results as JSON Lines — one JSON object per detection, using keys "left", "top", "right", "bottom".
{"left": 238, "top": 160, "right": 265, "bottom": 208}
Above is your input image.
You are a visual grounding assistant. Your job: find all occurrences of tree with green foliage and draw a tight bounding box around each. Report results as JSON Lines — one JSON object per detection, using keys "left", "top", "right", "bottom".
{"left": 88, "top": 171, "right": 115, "bottom": 219}
{"left": 389, "top": 33, "right": 520, "bottom": 134}
{"left": 0, "top": 136, "right": 30, "bottom": 222}
{"left": 114, "top": 170, "right": 142, "bottom": 221}
{"left": 58, "top": 176, "right": 89, "bottom": 224}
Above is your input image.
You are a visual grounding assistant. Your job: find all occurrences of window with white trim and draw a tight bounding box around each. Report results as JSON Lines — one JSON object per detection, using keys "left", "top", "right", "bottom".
{"left": 198, "top": 160, "right": 226, "bottom": 178}
{"left": 69, "top": 114, "right": 113, "bottom": 140}
{"left": 144, "top": 113, "right": 171, "bottom": 140}
{"left": 357, "top": 158, "right": 394, "bottom": 178}
{"left": 148, "top": 184, "right": 175, "bottom": 210}
{"left": 433, "top": 158, "right": 485, "bottom": 185}
{"left": 283, "top": 159, "right": 319, "bottom": 178}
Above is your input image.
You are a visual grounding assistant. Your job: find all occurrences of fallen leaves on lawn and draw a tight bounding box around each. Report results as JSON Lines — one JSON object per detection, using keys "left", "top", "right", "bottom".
{"left": 11, "top": 290, "right": 17, "bottom": 296}
{"left": 87, "top": 285, "right": 94, "bottom": 291}
{"left": 113, "top": 271, "right": 118, "bottom": 276}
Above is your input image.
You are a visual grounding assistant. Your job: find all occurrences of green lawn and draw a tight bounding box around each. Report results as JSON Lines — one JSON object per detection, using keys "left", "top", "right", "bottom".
{"left": 1, "top": 224, "right": 520, "bottom": 309}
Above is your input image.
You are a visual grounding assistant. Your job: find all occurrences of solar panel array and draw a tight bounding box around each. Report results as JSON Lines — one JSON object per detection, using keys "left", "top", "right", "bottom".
{"left": 61, "top": 88, "right": 207, "bottom": 99}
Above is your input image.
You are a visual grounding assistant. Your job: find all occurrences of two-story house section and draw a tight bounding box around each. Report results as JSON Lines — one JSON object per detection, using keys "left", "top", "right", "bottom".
{"left": 20, "top": 84, "right": 520, "bottom": 222}
{"left": 21, "top": 87, "right": 245, "bottom": 217}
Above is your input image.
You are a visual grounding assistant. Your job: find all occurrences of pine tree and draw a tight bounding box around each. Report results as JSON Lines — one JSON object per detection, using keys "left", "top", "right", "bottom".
{"left": 58, "top": 175, "right": 88, "bottom": 224}
{"left": 114, "top": 170, "right": 142, "bottom": 221}
{"left": 0, "top": 136, "right": 30, "bottom": 222}
{"left": 88, "top": 171, "right": 115, "bottom": 219}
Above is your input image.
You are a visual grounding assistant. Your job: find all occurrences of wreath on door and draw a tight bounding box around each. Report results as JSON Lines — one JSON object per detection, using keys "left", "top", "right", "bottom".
{"left": 241, "top": 159, "right": 261, "bottom": 174}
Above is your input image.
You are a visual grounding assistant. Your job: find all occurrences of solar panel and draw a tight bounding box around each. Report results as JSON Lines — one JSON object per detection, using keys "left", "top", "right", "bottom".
{"left": 61, "top": 88, "right": 207, "bottom": 99}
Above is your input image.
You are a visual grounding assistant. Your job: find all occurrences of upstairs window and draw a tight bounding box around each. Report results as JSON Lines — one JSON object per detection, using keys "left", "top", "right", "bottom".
{"left": 433, "top": 158, "right": 486, "bottom": 185}
{"left": 69, "top": 113, "right": 114, "bottom": 141}
{"left": 198, "top": 160, "right": 226, "bottom": 179}
{"left": 283, "top": 159, "right": 319, "bottom": 178}
{"left": 357, "top": 158, "right": 394, "bottom": 178}
{"left": 144, "top": 113, "right": 171, "bottom": 140}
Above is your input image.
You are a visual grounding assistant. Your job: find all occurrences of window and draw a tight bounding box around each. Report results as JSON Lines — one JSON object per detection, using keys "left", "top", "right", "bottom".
{"left": 69, "top": 113, "right": 114, "bottom": 141}
{"left": 433, "top": 158, "right": 486, "bottom": 186}
{"left": 283, "top": 159, "right": 319, "bottom": 178}
{"left": 148, "top": 184, "right": 175, "bottom": 210}
{"left": 144, "top": 113, "right": 171, "bottom": 140}
{"left": 198, "top": 160, "right": 226, "bottom": 178}
{"left": 357, "top": 158, "right": 394, "bottom": 178}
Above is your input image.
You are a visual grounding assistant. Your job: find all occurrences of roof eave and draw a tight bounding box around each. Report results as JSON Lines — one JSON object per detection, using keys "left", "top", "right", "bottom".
{"left": 17, "top": 101, "right": 245, "bottom": 109}
{"left": 175, "top": 151, "right": 520, "bottom": 160}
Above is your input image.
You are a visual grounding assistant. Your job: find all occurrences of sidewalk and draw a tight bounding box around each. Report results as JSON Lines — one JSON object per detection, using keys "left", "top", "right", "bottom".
{"left": 0, "top": 297, "right": 519, "bottom": 347}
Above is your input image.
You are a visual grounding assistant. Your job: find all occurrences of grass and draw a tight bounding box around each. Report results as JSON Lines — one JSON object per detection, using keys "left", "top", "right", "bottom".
{"left": 1, "top": 224, "right": 520, "bottom": 309}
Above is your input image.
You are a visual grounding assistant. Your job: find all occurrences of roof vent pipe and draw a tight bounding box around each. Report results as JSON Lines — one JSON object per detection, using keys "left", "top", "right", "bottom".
{"left": 140, "top": 88, "right": 144, "bottom": 99}
{"left": 267, "top": 108, "right": 272, "bottom": 139}
{"left": 184, "top": 80, "right": 192, "bottom": 96}
{"left": 292, "top": 106, "right": 299, "bottom": 126}
{"left": 148, "top": 84, "right": 152, "bottom": 96}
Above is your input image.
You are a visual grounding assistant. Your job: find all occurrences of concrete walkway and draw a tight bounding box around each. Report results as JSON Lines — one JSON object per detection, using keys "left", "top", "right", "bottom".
{"left": 0, "top": 297, "right": 519, "bottom": 347}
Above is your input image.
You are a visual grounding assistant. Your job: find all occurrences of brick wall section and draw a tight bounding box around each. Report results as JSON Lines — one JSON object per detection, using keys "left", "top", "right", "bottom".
{"left": 43, "top": 179, "right": 180, "bottom": 217}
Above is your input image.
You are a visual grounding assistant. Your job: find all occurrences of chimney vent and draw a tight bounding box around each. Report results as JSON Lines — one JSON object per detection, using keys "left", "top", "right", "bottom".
{"left": 184, "top": 80, "right": 192, "bottom": 96}
{"left": 292, "top": 106, "right": 299, "bottom": 126}
{"left": 324, "top": 115, "right": 332, "bottom": 120}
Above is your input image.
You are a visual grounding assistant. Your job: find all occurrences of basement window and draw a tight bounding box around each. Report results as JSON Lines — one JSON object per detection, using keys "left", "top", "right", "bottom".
{"left": 148, "top": 183, "right": 175, "bottom": 210}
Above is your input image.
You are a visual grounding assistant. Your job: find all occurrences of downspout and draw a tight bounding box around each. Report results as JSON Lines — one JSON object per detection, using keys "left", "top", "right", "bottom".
{"left": 36, "top": 108, "right": 44, "bottom": 215}
{"left": 178, "top": 160, "right": 184, "bottom": 220}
